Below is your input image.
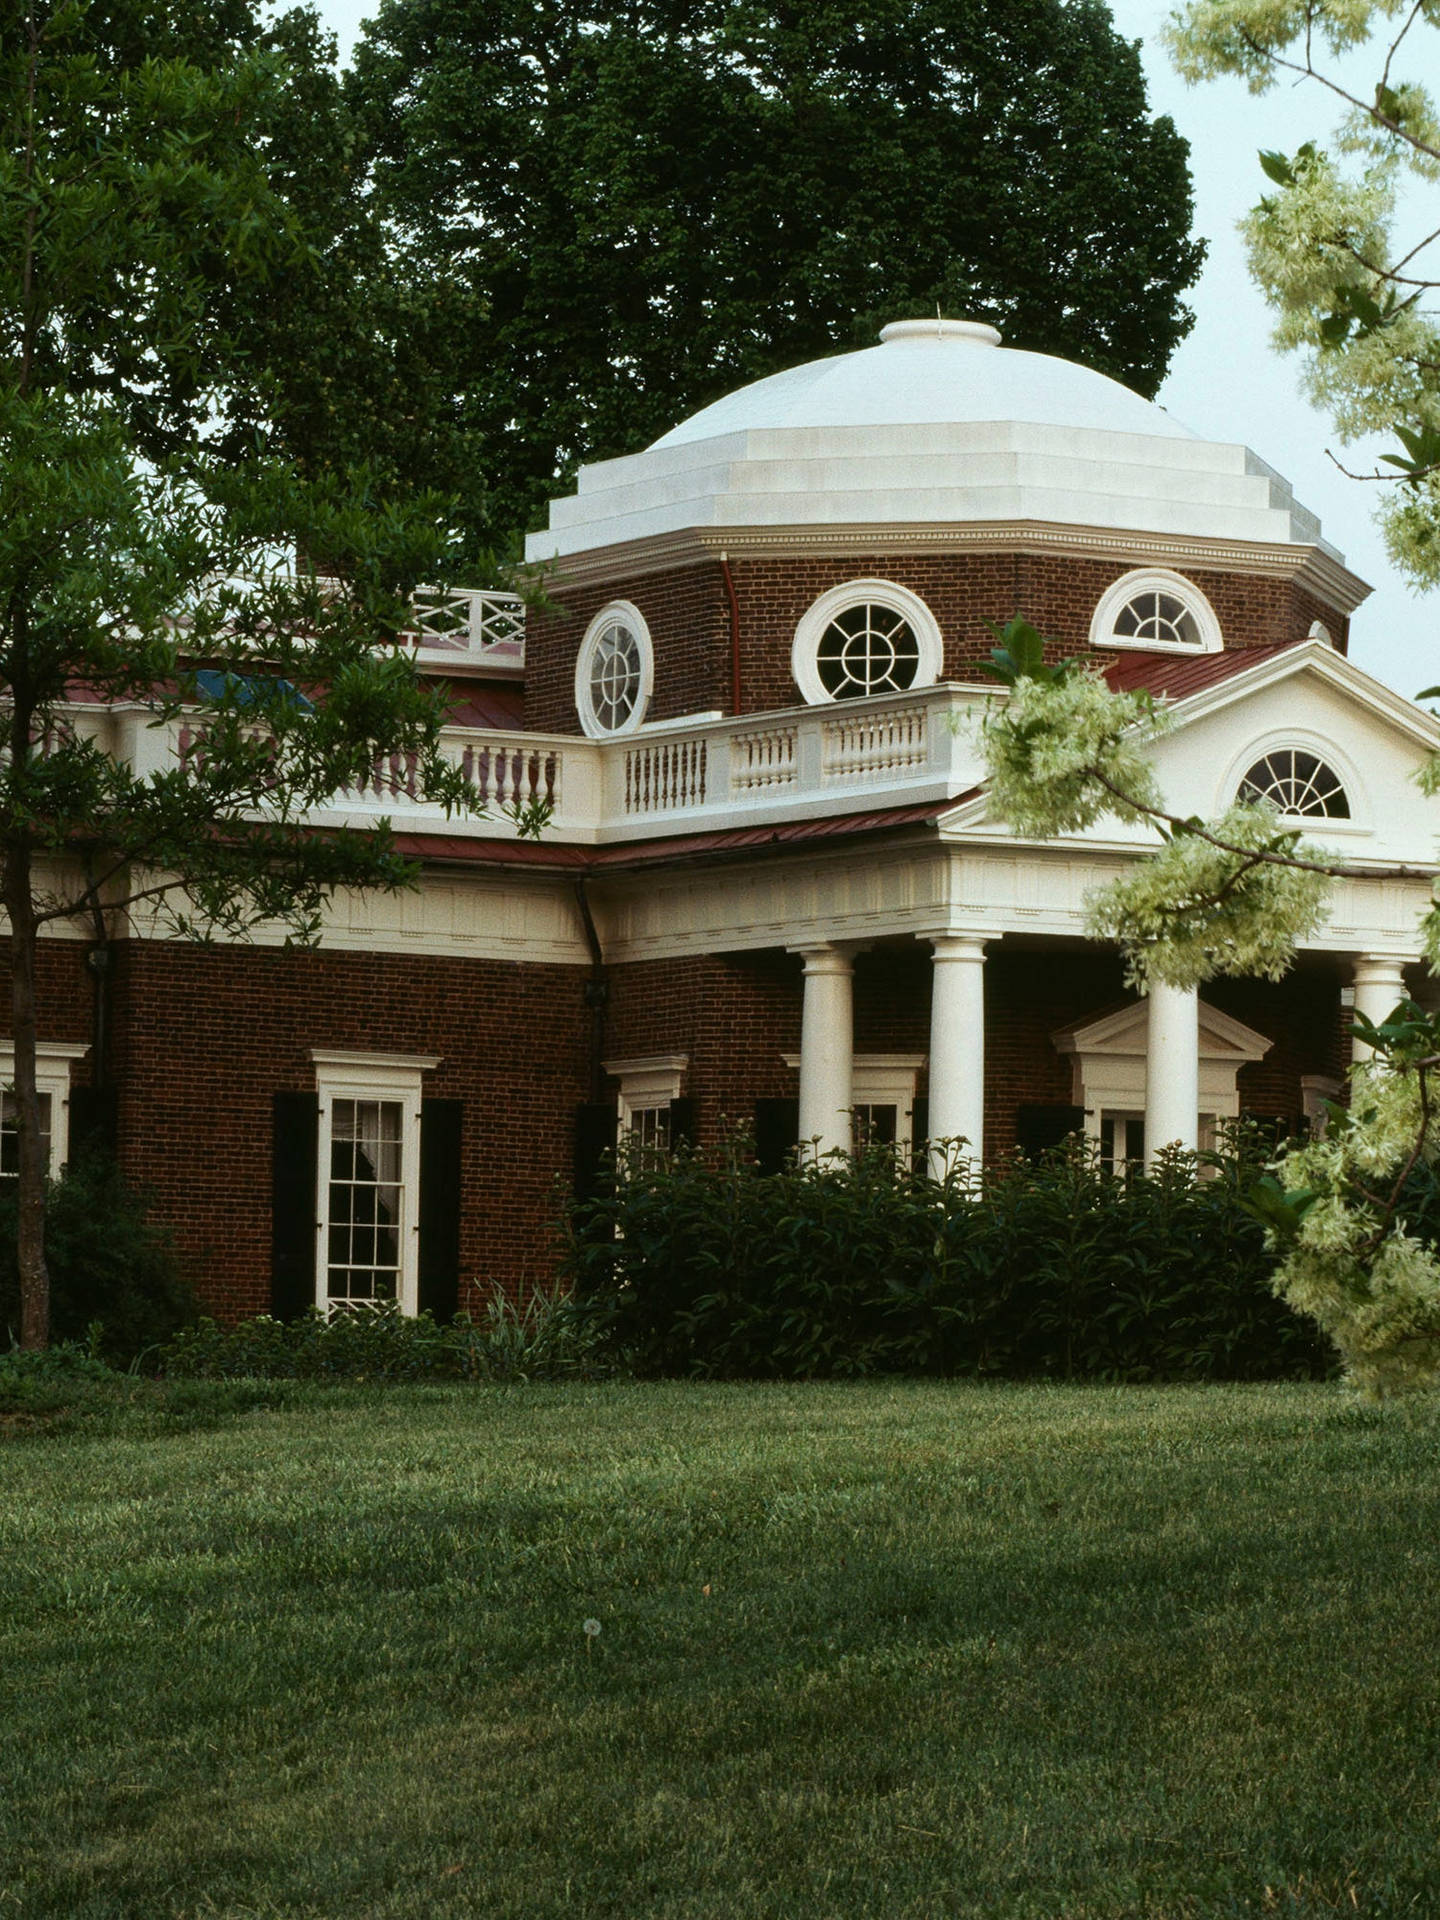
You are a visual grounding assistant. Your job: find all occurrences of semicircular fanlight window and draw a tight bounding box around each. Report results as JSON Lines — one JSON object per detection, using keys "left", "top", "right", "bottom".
{"left": 1112, "top": 590, "right": 1202, "bottom": 649}
{"left": 1238, "top": 749, "right": 1350, "bottom": 819}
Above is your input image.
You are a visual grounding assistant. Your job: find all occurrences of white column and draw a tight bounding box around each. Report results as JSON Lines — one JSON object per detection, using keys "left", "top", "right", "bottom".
{"left": 795, "top": 946, "right": 854, "bottom": 1160}
{"left": 1351, "top": 954, "right": 1410, "bottom": 1061}
{"left": 928, "top": 936, "right": 987, "bottom": 1179}
{"left": 1144, "top": 980, "right": 1198, "bottom": 1168}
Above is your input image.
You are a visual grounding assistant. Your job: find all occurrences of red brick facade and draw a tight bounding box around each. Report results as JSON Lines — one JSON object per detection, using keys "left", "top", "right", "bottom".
{"left": 526, "top": 550, "right": 1351, "bottom": 733}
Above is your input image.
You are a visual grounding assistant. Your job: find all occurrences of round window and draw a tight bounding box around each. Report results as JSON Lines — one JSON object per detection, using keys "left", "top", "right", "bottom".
{"left": 792, "top": 580, "right": 943, "bottom": 706}
{"left": 816, "top": 603, "right": 922, "bottom": 699}
{"left": 575, "top": 601, "right": 653, "bottom": 737}
{"left": 1112, "top": 590, "right": 1201, "bottom": 649}
{"left": 1238, "top": 749, "right": 1350, "bottom": 819}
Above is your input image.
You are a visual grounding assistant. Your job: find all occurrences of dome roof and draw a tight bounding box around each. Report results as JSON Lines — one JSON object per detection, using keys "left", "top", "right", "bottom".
{"left": 526, "top": 319, "right": 1342, "bottom": 570}
{"left": 653, "top": 319, "right": 1197, "bottom": 448}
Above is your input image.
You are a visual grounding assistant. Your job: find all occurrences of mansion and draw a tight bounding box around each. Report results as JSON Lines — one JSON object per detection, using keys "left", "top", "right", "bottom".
{"left": 16, "top": 318, "right": 1440, "bottom": 1321}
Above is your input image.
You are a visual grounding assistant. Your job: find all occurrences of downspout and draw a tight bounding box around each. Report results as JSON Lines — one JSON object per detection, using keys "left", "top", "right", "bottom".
{"left": 720, "top": 552, "right": 742, "bottom": 714}
{"left": 573, "top": 875, "right": 608, "bottom": 1101}
{"left": 84, "top": 892, "right": 109, "bottom": 1091}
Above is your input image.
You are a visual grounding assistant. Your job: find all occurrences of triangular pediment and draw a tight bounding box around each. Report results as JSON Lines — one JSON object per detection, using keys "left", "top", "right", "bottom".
{"left": 1051, "top": 997, "right": 1272, "bottom": 1063}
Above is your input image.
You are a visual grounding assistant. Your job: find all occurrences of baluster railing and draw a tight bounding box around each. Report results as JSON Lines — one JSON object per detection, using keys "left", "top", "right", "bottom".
{"left": 730, "top": 725, "right": 798, "bottom": 792}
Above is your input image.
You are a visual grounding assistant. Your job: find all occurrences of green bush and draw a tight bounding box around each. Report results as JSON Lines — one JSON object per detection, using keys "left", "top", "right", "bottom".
{"left": 561, "top": 1131, "right": 1334, "bottom": 1381}
{"left": 159, "top": 1289, "right": 610, "bottom": 1383}
{"left": 0, "top": 1334, "right": 120, "bottom": 1414}
{"left": 0, "top": 1159, "right": 197, "bottom": 1363}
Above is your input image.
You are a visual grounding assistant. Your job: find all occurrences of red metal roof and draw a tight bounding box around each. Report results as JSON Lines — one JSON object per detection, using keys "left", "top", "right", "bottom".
{"left": 393, "top": 797, "right": 967, "bottom": 872}
{"left": 1099, "top": 640, "right": 1301, "bottom": 702}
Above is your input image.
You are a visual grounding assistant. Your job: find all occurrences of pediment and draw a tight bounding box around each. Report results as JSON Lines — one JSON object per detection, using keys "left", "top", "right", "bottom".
{"left": 1051, "top": 998, "right": 1272, "bottom": 1064}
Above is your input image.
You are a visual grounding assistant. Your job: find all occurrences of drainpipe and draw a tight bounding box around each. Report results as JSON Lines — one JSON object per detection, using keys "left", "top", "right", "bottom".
{"left": 720, "top": 551, "right": 742, "bottom": 714}
{"left": 573, "top": 875, "right": 608, "bottom": 1100}
{"left": 84, "top": 893, "right": 110, "bottom": 1090}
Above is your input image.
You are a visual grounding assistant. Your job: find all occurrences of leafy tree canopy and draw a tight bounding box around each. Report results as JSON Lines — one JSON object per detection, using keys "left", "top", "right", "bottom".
{"left": 1167, "top": 0, "right": 1440, "bottom": 586}
{"left": 348, "top": 0, "right": 1206, "bottom": 549}
{"left": 1, "top": 0, "right": 484, "bottom": 1345}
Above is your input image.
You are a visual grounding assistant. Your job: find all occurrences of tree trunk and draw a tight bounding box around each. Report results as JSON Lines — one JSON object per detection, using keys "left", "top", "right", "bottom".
{"left": 4, "top": 841, "right": 49, "bottom": 1349}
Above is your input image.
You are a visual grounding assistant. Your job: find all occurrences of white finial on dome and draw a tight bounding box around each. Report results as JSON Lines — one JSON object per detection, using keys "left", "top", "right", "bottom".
{"left": 879, "top": 318, "right": 1002, "bottom": 348}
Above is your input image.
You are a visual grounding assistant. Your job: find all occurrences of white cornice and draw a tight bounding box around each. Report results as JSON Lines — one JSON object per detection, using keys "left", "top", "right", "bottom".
{"left": 537, "top": 521, "right": 1369, "bottom": 614}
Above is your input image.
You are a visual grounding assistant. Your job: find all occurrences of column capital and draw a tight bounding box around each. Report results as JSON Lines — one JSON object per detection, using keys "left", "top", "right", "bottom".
{"left": 925, "top": 932, "right": 990, "bottom": 963}
{"left": 1352, "top": 953, "right": 1413, "bottom": 986}
{"left": 788, "top": 941, "right": 861, "bottom": 974}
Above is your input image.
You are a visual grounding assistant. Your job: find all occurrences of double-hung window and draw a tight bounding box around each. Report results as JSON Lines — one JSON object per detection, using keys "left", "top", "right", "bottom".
{"left": 311, "top": 1051, "right": 439, "bottom": 1315}
{"left": 0, "top": 1043, "right": 88, "bottom": 1183}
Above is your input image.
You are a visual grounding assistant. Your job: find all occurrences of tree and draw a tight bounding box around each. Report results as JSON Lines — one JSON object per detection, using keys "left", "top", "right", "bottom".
{"left": 1166, "top": 0, "right": 1440, "bottom": 586}
{"left": 1, "top": 2, "right": 486, "bottom": 1348}
{"left": 981, "top": 618, "right": 1440, "bottom": 1397}
{"left": 346, "top": 0, "right": 1206, "bottom": 549}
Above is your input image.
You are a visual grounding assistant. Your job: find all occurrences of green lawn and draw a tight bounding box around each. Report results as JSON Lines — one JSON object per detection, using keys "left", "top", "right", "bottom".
{"left": 3, "top": 1380, "right": 1439, "bottom": 1918}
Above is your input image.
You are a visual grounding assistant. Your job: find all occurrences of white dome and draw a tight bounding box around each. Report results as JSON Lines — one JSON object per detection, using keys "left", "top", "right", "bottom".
{"left": 526, "top": 320, "right": 1339, "bottom": 567}
{"left": 653, "top": 318, "right": 1197, "bottom": 448}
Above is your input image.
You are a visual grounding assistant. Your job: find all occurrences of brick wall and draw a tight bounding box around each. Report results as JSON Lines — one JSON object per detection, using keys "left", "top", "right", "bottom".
{"left": 527, "top": 549, "right": 1349, "bottom": 731}
{"left": 84, "top": 940, "right": 590, "bottom": 1321}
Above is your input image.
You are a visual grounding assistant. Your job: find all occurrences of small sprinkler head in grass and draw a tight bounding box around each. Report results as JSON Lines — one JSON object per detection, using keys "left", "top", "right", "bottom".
{"left": 583, "top": 1617, "right": 601, "bottom": 1656}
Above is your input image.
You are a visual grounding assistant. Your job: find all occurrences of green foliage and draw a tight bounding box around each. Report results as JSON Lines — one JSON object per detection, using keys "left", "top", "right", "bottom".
{"left": 1166, "top": 1, "right": 1440, "bottom": 585}
{"left": 562, "top": 1131, "right": 1329, "bottom": 1382}
{"left": 0, "top": 1161, "right": 194, "bottom": 1363}
{"left": 159, "top": 1291, "right": 610, "bottom": 1384}
{"left": 348, "top": 0, "right": 1205, "bottom": 548}
{"left": 0, "top": 1333, "right": 117, "bottom": 1414}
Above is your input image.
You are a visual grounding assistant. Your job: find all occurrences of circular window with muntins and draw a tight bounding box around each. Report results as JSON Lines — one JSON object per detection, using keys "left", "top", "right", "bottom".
{"left": 575, "top": 601, "right": 653, "bottom": 737}
{"left": 792, "top": 579, "right": 943, "bottom": 705}
{"left": 1238, "top": 749, "right": 1350, "bottom": 819}
{"left": 816, "top": 603, "right": 922, "bottom": 699}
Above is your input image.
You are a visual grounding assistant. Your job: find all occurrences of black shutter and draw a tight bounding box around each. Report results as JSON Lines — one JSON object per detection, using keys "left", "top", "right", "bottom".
{"left": 753, "top": 1097, "right": 799, "bottom": 1175}
{"left": 67, "top": 1084, "right": 118, "bottom": 1166}
{"left": 910, "top": 1095, "right": 930, "bottom": 1175}
{"left": 667, "top": 1097, "right": 696, "bottom": 1152}
{"left": 419, "top": 1098, "right": 463, "bottom": 1322}
{"left": 1016, "top": 1104, "right": 1086, "bottom": 1162}
{"left": 271, "top": 1092, "right": 318, "bottom": 1321}
{"left": 574, "top": 1101, "right": 618, "bottom": 1202}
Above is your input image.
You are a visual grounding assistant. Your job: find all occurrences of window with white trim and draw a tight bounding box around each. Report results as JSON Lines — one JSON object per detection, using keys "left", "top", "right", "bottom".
{"left": 1238, "top": 748, "right": 1350, "bottom": 819}
{"left": 1089, "top": 569, "right": 1222, "bottom": 655}
{"left": 0, "top": 1043, "right": 87, "bottom": 1182}
{"left": 792, "top": 580, "right": 943, "bottom": 704}
{"left": 604, "top": 1053, "right": 688, "bottom": 1156}
{"left": 311, "top": 1051, "right": 439, "bottom": 1314}
{"left": 781, "top": 1052, "right": 925, "bottom": 1154}
{"left": 575, "top": 600, "right": 654, "bottom": 737}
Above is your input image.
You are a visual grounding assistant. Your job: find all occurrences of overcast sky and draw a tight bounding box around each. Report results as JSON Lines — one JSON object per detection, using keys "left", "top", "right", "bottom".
{"left": 310, "top": 0, "right": 1440, "bottom": 698}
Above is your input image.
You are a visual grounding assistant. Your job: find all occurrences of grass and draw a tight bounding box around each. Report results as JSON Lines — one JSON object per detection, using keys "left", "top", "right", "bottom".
{"left": 3, "top": 1378, "right": 1439, "bottom": 1918}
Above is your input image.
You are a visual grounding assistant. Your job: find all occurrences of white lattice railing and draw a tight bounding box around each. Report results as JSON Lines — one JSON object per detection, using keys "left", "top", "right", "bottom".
{"left": 401, "top": 588, "right": 525, "bottom": 665}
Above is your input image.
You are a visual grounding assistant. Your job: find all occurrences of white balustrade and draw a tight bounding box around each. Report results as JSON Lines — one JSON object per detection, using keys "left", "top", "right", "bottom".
{"left": 624, "top": 736, "right": 707, "bottom": 815}
{"left": 731, "top": 725, "right": 798, "bottom": 791}
{"left": 822, "top": 705, "right": 928, "bottom": 781}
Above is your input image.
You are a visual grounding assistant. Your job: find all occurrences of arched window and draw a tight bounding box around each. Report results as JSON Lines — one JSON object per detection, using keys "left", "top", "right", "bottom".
{"left": 575, "top": 601, "right": 653, "bottom": 737}
{"left": 792, "top": 580, "right": 943, "bottom": 704}
{"left": 1090, "top": 569, "right": 1222, "bottom": 654}
{"left": 1238, "top": 749, "right": 1350, "bottom": 819}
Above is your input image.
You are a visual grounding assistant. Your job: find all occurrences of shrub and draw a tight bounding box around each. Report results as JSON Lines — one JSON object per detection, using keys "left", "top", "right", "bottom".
{"left": 159, "top": 1288, "right": 610, "bottom": 1383}
{"left": 561, "top": 1130, "right": 1333, "bottom": 1381}
{"left": 0, "top": 1334, "right": 119, "bottom": 1414}
{"left": 0, "top": 1159, "right": 197, "bottom": 1363}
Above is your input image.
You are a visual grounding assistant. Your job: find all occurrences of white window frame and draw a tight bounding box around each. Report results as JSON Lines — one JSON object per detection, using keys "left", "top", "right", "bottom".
{"left": 791, "top": 579, "right": 944, "bottom": 705}
{"left": 1219, "top": 729, "right": 1366, "bottom": 830}
{"left": 0, "top": 1042, "right": 89, "bottom": 1179}
{"left": 604, "top": 1053, "right": 688, "bottom": 1141}
{"left": 575, "top": 599, "right": 655, "bottom": 739}
{"left": 311, "top": 1049, "right": 440, "bottom": 1316}
{"left": 1089, "top": 568, "right": 1222, "bottom": 655}
{"left": 782, "top": 1051, "right": 925, "bottom": 1152}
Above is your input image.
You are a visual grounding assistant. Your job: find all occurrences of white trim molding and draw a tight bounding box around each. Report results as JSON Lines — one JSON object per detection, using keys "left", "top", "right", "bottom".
{"left": 1089, "top": 568, "right": 1222, "bottom": 655}
{"left": 603, "top": 1052, "right": 689, "bottom": 1134}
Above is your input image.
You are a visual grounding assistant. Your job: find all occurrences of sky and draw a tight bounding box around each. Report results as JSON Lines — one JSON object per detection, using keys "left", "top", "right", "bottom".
{"left": 310, "top": 0, "right": 1439, "bottom": 699}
